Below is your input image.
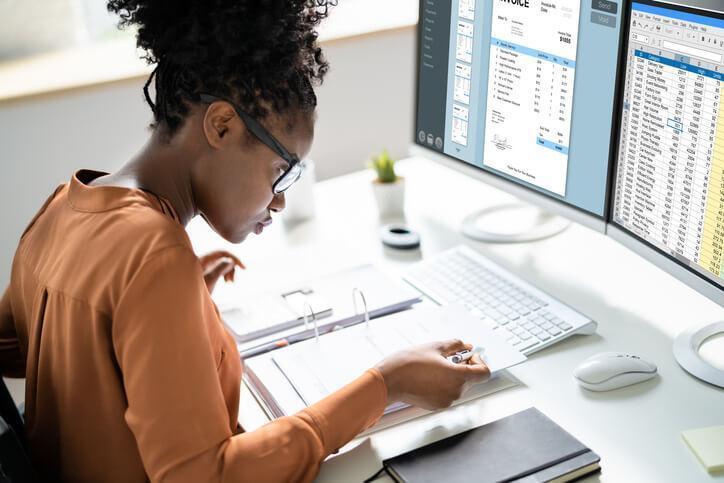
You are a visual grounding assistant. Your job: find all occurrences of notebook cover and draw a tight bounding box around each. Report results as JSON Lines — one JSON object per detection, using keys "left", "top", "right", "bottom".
{"left": 384, "top": 407, "right": 597, "bottom": 483}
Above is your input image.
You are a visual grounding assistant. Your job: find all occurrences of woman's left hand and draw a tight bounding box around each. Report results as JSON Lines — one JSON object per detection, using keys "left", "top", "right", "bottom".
{"left": 199, "top": 251, "right": 246, "bottom": 293}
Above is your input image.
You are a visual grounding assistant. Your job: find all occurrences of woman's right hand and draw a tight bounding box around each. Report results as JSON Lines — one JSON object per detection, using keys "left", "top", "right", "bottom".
{"left": 375, "top": 339, "right": 491, "bottom": 410}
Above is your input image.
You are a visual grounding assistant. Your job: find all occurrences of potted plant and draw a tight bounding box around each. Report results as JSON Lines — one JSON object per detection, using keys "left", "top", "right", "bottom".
{"left": 370, "top": 150, "right": 405, "bottom": 217}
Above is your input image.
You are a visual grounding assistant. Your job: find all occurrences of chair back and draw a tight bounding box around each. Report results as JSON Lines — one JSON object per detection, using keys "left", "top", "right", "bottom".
{"left": 0, "top": 379, "right": 36, "bottom": 482}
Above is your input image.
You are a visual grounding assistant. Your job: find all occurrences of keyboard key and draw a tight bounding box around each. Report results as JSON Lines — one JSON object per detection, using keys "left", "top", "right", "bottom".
{"left": 482, "top": 319, "right": 499, "bottom": 330}
{"left": 484, "top": 309, "right": 503, "bottom": 320}
{"left": 519, "top": 331, "right": 532, "bottom": 340}
{"left": 507, "top": 335, "right": 521, "bottom": 345}
{"left": 547, "top": 326, "right": 562, "bottom": 336}
{"left": 497, "top": 329, "right": 515, "bottom": 341}
{"left": 536, "top": 332, "right": 551, "bottom": 341}
{"left": 557, "top": 322, "right": 573, "bottom": 331}
{"left": 518, "top": 339, "right": 540, "bottom": 351}
{"left": 469, "top": 308, "right": 484, "bottom": 318}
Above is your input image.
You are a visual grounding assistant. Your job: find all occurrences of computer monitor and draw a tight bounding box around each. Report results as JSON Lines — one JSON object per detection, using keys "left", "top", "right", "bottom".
{"left": 609, "top": 0, "right": 724, "bottom": 387}
{"left": 609, "top": 0, "right": 724, "bottom": 305}
{"left": 412, "top": 0, "right": 625, "bottom": 236}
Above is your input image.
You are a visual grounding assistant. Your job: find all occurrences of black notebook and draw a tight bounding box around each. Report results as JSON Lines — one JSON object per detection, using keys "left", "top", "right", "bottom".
{"left": 382, "top": 408, "right": 600, "bottom": 483}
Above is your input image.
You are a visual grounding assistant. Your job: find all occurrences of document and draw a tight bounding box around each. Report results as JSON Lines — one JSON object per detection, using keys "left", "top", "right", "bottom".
{"left": 483, "top": 0, "right": 580, "bottom": 195}
{"left": 271, "top": 304, "right": 527, "bottom": 407}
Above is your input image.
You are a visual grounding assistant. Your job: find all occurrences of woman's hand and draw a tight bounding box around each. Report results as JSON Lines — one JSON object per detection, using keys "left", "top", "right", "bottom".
{"left": 375, "top": 339, "right": 490, "bottom": 410}
{"left": 199, "top": 251, "right": 245, "bottom": 293}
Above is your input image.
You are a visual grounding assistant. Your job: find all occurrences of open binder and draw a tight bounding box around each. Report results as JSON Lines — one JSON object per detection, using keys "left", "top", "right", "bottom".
{"left": 217, "top": 265, "right": 423, "bottom": 352}
{"left": 242, "top": 304, "right": 527, "bottom": 433}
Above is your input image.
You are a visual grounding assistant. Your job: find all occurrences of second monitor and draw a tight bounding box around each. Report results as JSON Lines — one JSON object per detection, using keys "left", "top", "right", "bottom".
{"left": 414, "top": 0, "right": 624, "bottom": 234}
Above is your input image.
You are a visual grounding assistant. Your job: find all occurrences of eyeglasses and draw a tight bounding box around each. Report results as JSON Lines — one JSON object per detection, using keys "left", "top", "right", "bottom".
{"left": 199, "top": 93, "right": 304, "bottom": 194}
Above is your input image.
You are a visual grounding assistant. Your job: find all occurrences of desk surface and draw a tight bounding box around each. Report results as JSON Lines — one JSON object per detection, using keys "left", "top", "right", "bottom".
{"left": 186, "top": 157, "right": 724, "bottom": 483}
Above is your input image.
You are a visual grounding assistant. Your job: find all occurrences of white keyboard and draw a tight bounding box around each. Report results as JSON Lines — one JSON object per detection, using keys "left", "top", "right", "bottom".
{"left": 404, "top": 245, "right": 596, "bottom": 355}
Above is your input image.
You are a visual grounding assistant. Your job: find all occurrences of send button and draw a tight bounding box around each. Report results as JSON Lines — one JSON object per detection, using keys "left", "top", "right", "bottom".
{"left": 592, "top": 0, "right": 618, "bottom": 14}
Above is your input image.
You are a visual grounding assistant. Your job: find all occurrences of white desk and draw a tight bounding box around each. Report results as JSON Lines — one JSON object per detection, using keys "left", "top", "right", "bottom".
{"left": 186, "top": 157, "right": 724, "bottom": 483}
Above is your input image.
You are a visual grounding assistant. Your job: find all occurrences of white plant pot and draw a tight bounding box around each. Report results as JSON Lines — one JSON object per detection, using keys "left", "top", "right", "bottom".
{"left": 372, "top": 177, "right": 405, "bottom": 218}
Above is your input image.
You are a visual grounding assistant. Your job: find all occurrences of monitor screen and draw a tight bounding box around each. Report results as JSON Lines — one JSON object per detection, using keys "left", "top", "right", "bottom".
{"left": 611, "top": 0, "right": 724, "bottom": 289}
{"left": 415, "top": 0, "right": 624, "bottom": 218}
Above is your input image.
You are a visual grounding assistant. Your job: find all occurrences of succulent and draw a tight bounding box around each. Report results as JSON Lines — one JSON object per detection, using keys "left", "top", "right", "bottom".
{"left": 369, "top": 150, "right": 398, "bottom": 183}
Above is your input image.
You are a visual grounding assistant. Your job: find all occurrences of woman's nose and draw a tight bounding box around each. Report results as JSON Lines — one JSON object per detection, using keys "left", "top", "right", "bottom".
{"left": 269, "top": 192, "right": 285, "bottom": 213}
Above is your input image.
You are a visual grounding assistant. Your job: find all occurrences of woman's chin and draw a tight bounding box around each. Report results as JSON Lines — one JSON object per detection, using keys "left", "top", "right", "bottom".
{"left": 212, "top": 224, "right": 251, "bottom": 244}
{"left": 229, "top": 229, "right": 251, "bottom": 244}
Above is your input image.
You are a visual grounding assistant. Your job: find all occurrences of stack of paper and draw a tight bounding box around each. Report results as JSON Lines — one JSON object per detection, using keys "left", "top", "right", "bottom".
{"left": 682, "top": 425, "right": 724, "bottom": 473}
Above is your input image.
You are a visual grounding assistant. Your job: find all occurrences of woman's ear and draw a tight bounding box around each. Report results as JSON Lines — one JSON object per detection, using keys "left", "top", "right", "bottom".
{"left": 202, "top": 101, "right": 237, "bottom": 148}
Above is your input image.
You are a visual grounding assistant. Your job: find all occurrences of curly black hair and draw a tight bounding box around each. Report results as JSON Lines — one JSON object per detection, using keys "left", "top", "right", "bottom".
{"left": 107, "top": 0, "right": 336, "bottom": 134}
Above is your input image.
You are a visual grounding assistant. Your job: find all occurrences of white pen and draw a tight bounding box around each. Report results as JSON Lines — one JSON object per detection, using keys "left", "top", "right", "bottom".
{"left": 446, "top": 346, "right": 485, "bottom": 364}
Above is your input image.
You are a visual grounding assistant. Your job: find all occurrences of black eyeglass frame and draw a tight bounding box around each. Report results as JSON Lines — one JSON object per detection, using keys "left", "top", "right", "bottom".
{"left": 199, "top": 93, "right": 303, "bottom": 194}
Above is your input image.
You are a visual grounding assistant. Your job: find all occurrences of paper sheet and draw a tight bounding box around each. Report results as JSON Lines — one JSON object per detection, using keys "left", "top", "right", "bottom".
{"left": 272, "top": 304, "right": 527, "bottom": 407}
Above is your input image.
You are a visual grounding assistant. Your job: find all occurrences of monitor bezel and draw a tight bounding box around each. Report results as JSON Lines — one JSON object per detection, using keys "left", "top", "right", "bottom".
{"left": 607, "top": 0, "right": 724, "bottom": 304}
{"left": 410, "top": 0, "right": 629, "bottom": 233}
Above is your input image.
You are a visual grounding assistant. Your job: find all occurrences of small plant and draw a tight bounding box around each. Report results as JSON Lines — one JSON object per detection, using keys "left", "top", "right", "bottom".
{"left": 369, "top": 150, "right": 398, "bottom": 183}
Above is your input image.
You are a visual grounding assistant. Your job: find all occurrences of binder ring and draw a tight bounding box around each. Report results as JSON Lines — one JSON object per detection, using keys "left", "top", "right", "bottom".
{"left": 352, "top": 288, "right": 370, "bottom": 329}
{"left": 302, "top": 301, "right": 320, "bottom": 342}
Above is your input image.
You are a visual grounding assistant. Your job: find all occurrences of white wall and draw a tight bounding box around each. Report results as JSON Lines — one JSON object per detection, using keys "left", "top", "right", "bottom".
{"left": 0, "top": 27, "right": 415, "bottom": 289}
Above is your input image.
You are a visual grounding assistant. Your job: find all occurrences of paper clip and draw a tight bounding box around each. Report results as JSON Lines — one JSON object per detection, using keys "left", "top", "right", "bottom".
{"left": 352, "top": 288, "right": 370, "bottom": 329}
{"left": 303, "top": 301, "right": 319, "bottom": 343}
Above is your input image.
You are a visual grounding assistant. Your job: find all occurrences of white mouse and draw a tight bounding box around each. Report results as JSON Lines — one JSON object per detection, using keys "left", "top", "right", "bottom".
{"left": 573, "top": 352, "right": 657, "bottom": 392}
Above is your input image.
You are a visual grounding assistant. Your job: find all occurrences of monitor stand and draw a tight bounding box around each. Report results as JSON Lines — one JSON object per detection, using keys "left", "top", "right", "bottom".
{"left": 461, "top": 203, "right": 570, "bottom": 243}
{"left": 673, "top": 321, "right": 724, "bottom": 388}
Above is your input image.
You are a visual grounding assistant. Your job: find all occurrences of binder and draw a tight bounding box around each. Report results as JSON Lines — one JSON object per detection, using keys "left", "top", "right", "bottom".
{"left": 243, "top": 304, "right": 527, "bottom": 433}
{"left": 216, "top": 264, "right": 423, "bottom": 351}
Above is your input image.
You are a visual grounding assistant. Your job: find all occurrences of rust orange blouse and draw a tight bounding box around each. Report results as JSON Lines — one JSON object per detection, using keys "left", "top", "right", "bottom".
{"left": 0, "top": 170, "right": 387, "bottom": 482}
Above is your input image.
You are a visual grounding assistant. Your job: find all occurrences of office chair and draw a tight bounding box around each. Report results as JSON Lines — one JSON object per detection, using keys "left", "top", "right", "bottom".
{"left": 0, "top": 379, "right": 36, "bottom": 483}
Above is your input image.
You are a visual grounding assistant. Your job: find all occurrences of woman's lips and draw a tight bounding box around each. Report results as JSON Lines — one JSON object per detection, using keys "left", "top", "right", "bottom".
{"left": 254, "top": 218, "right": 273, "bottom": 234}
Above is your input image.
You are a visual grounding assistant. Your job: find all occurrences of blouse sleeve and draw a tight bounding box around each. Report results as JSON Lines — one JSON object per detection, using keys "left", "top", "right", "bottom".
{"left": 113, "top": 245, "right": 387, "bottom": 483}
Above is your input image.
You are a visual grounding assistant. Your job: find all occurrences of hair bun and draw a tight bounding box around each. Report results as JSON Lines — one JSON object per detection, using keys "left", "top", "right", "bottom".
{"left": 107, "top": 0, "right": 334, "bottom": 132}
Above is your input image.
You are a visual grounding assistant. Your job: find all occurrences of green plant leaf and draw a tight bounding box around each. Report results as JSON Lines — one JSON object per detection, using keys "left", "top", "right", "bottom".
{"left": 370, "top": 149, "right": 397, "bottom": 183}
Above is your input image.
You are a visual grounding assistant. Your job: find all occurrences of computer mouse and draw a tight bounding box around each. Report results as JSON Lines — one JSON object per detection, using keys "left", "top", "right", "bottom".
{"left": 573, "top": 352, "right": 657, "bottom": 392}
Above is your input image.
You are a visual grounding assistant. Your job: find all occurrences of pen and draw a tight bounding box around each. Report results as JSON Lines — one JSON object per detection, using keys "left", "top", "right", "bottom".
{"left": 446, "top": 346, "right": 485, "bottom": 364}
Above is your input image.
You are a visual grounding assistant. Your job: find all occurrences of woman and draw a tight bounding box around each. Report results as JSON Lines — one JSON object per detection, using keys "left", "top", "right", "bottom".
{"left": 0, "top": 1, "right": 490, "bottom": 481}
